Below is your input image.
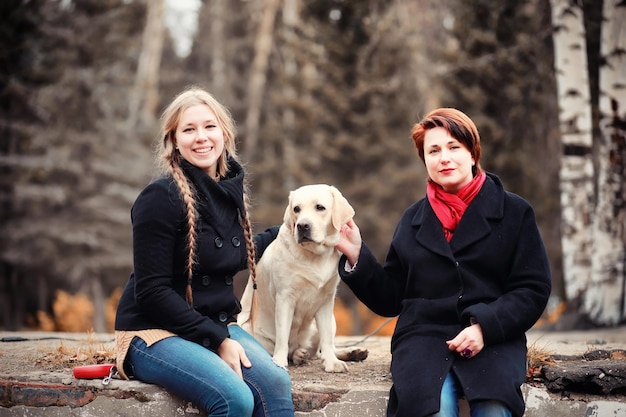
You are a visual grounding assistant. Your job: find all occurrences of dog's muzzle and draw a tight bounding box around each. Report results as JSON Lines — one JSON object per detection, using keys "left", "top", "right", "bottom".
{"left": 297, "top": 222, "right": 313, "bottom": 243}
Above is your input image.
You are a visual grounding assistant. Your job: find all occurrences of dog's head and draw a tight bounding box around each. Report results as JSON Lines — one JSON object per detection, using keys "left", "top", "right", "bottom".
{"left": 283, "top": 184, "right": 355, "bottom": 252}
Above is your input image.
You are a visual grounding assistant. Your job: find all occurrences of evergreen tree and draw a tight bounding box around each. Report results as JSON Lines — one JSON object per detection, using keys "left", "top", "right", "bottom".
{"left": 0, "top": 0, "right": 147, "bottom": 330}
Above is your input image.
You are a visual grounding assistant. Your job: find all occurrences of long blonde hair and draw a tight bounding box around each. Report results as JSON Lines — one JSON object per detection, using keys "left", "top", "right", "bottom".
{"left": 156, "top": 86, "right": 257, "bottom": 307}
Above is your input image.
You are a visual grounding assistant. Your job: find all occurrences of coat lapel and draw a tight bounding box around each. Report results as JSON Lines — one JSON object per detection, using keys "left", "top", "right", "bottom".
{"left": 450, "top": 174, "right": 504, "bottom": 253}
{"left": 411, "top": 201, "right": 454, "bottom": 259}
{"left": 412, "top": 174, "right": 505, "bottom": 257}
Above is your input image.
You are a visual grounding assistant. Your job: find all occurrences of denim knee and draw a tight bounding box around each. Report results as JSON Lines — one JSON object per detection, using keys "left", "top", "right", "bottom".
{"left": 127, "top": 336, "right": 256, "bottom": 417}
{"left": 469, "top": 400, "right": 512, "bottom": 417}
{"left": 213, "top": 389, "right": 254, "bottom": 417}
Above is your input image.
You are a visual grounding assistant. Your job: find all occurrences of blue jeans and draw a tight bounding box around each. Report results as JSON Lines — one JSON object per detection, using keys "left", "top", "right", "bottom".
{"left": 127, "top": 325, "right": 294, "bottom": 417}
{"left": 429, "top": 372, "right": 512, "bottom": 417}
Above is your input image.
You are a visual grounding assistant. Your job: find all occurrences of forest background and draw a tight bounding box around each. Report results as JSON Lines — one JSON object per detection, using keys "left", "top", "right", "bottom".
{"left": 1, "top": 0, "right": 623, "bottom": 335}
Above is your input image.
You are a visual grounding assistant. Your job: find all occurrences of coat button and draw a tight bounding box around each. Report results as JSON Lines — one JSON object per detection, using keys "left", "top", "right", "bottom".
{"left": 224, "top": 276, "right": 233, "bottom": 286}
{"left": 202, "top": 276, "right": 211, "bottom": 286}
{"left": 202, "top": 338, "right": 211, "bottom": 348}
{"left": 231, "top": 236, "right": 241, "bottom": 247}
{"left": 218, "top": 312, "right": 228, "bottom": 322}
{"left": 214, "top": 237, "right": 223, "bottom": 248}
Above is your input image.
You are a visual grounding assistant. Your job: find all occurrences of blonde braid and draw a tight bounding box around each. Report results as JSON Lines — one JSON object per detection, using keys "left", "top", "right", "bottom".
{"left": 239, "top": 194, "right": 258, "bottom": 329}
{"left": 241, "top": 196, "right": 257, "bottom": 284}
{"left": 169, "top": 161, "right": 198, "bottom": 308}
{"left": 156, "top": 86, "right": 242, "bottom": 309}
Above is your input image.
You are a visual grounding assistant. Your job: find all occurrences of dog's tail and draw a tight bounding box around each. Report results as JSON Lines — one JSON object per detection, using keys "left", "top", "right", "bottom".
{"left": 238, "top": 277, "right": 257, "bottom": 332}
{"left": 238, "top": 204, "right": 258, "bottom": 332}
{"left": 247, "top": 282, "right": 258, "bottom": 332}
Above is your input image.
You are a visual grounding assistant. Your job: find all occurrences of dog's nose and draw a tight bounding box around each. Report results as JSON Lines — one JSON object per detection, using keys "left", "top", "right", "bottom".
{"left": 297, "top": 222, "right": 311, "bottom": 232}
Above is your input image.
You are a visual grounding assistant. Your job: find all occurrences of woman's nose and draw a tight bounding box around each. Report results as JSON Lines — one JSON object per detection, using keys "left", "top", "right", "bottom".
{"left": 196, "top": 128, "right": 208, "bottom": 140}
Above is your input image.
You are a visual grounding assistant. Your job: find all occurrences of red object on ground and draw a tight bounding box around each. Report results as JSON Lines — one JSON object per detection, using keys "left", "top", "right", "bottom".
{"left": 73, "top": 364, "right": 116, "bottom": 379}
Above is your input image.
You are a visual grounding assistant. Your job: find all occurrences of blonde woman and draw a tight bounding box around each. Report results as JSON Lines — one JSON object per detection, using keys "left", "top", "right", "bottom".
{"left": 115, "top": 86, "right": 294, "bottom": 416}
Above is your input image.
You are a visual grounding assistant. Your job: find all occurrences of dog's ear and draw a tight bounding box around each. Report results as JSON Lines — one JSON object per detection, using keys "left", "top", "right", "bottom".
{"left": 283, "top": 191, "right": 295, "bottom": 231}
{"left": 329, "top": 186, "right": 355, "bottom": 231}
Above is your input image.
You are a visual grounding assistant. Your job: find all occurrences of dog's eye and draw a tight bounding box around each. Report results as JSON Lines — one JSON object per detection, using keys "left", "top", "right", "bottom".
{"left": 293, "top": 206, "right": 301, "bottom": 213}
{"left": 316, "top": 204, "right": 326, "bottom": 211}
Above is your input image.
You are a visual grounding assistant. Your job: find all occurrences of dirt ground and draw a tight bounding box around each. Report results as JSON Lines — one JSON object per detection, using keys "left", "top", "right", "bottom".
{"left": 0, "top": 332, "right": 391, "bottom": 392}
{"left": 0, "top": 332, "right": 117, "bottom": 377}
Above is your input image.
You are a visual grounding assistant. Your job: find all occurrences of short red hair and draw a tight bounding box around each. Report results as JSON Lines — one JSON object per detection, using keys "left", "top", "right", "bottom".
{"left": 411, "top": 108, "right": 482, "bottom": 175}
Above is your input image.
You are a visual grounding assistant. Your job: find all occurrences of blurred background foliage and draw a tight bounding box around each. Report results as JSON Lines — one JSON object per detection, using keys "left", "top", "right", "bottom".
{"left": 0, "top": 0, "right": 577, "bottom": 334}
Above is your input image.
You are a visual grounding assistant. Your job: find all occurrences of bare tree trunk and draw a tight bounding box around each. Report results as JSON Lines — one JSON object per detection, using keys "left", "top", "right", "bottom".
{"left": 586, "top": 0, "right": 626, "bottom": 325}
{"left": 127, "top": 0, "right": 165, "bottom": 128}
{"left": 210, "top": 0, "right": 228, "bottom": 101}
{"left": 280, "top": 0, "right": 298, "bottom": 192}
{"left": 242, "top": 0, "right": 280, "bottom": 161}
{"left": 550, "top": 0, "right": 595, "bottom": 310}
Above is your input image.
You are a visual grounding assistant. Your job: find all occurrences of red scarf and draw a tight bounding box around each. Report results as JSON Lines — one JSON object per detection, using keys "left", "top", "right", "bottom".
{"left": 427, "top": 173, "right": 486, "bottom": 242}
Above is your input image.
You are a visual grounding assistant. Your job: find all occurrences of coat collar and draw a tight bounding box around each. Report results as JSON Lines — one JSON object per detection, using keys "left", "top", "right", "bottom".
{"left": 180, "top": 157, "right": 246, "bottom": 236}
{"left": 411, "top": 173, "right": 505, "bottom": 258}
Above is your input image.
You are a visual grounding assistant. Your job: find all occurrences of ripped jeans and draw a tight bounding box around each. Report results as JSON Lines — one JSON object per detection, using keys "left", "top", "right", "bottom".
{"left": 126, "top": 325, "right": 294, "bottom": 417}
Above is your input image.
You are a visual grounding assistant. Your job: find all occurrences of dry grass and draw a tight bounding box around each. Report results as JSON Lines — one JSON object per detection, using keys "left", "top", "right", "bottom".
{"left": 35, "top": 330, "right": 116, "bottom": 371}
{"left": 526, "top": 341, "right": 555, "bottom": 380}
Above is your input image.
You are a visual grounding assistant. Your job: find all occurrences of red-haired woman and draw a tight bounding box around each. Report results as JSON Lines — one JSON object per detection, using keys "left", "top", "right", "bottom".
{"left": 336, "top": 108, "right": 551, "bottom": 417}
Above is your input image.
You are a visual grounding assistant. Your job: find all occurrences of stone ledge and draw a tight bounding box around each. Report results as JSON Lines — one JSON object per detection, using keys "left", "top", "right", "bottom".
{"left": 1, "top": 330, "right": 626, "bottom": 417}
{"left": 2, "top": 379, "right": 625, "bottom": 417}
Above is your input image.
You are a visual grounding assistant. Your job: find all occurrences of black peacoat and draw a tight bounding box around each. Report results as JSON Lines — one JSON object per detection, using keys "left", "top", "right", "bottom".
{"left": 339, "top": 173, "right": 551, "bottom": 417}
{"left": 115, "top": 159, "right": 278, "bottom": 352}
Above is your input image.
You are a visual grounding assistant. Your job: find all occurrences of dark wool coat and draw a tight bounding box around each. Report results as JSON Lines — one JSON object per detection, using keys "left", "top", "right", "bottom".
{"left": 115, "top": 159, "right": 277, "bottom": 351}
{"left": 339, "top": 173, "right": 551, "bottom": 417}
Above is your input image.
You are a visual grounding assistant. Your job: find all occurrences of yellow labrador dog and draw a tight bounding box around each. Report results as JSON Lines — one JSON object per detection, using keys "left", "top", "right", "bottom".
{"left": 238, "top": 184, "right": 367, "bottom": 372}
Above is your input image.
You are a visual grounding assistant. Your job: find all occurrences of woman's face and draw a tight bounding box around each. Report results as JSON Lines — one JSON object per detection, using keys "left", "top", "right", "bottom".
{"left": 175, "top": 104, "right": 225, "bottom": 177}
{"left": 423, "top": 126, "right": 475, "bottom": 193}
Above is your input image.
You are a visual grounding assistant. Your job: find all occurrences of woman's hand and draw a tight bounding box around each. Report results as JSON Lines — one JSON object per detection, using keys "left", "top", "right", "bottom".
{"left": 336, "top": 219, "right": 363, "bottom": 266}
{"left": 217, "top": 338, "right": 251, "bottom": 378}
{"left": 446, "top": 323, "right": 484, "bottom": 359}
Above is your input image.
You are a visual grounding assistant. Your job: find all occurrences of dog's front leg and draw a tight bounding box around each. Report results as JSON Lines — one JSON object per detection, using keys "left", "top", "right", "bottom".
{"left": 315, "top": 299, "right": 349, "bottom": 373}
{"left": 272, "top": 296, "right": 295, "bottom": 368}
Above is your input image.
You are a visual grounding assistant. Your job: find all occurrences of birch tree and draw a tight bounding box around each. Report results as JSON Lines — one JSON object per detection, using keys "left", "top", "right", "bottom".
{"left": 550, "top": 0, "right": 595, "bottom": 310}
{"left": 586, "top": 0, "right": 626, "bottom": 324}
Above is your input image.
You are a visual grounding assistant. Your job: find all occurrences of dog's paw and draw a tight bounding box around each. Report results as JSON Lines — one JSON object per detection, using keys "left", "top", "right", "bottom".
{"left": 336, "top": 347, "right": 369, "bottom": 362}
{"left": 323, "top": 358, "right": 349, "bottom": 373}
{"left": 291, "top": 348, "right": 310, "bottom": 365}
{"left": 272, "top": 355, "right": 289, "bottom": 369}
{"left": 342, "top": 348, "right": 369, "bottom": 362}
